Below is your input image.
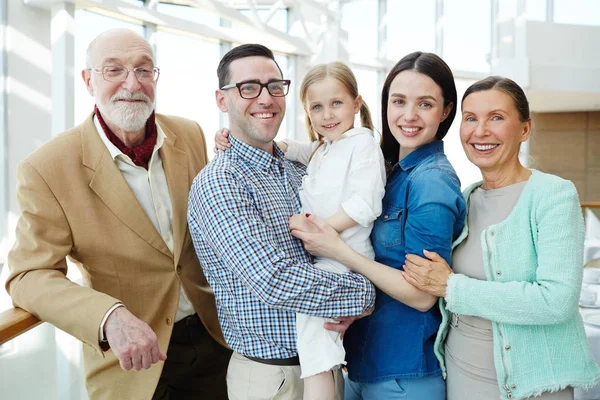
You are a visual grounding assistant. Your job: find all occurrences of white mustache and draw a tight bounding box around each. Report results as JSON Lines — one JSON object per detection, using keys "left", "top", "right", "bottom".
{"left": 110, "top": 90, "right": 151, "bottom": 104}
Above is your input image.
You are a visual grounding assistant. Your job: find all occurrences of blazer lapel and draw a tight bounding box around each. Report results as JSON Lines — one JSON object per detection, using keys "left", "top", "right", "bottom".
{"left": 157, "top": 120, "right": 189, "bottom": 267}
{"left": 81, "top": 113, "right": 173, "bottom": 258}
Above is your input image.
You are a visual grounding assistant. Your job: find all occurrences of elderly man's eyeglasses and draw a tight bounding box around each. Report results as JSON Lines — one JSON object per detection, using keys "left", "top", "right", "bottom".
{"left": 220, "top": 79, "right": 291, "bottom": 99}
{"left": 88, "top": 66, "right": 160, "bottom": 83}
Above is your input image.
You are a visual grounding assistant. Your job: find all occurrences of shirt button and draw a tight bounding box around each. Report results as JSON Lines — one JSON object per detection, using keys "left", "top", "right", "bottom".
{"left": 176, "top": 265, "right": 182, "bottom": 274}
{"left": 505, "top": 345, "right": 511, "bottom": 351}
{"left": 496, "top": 270, "right": 502, "bottom": 276}
{"left": 166, "top": 317, "right": 173, "bottom": 325}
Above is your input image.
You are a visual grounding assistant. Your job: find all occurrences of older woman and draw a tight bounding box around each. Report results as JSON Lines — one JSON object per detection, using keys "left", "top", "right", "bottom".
{"left": 402, "top": 76, "right": 600, "bottom": 399}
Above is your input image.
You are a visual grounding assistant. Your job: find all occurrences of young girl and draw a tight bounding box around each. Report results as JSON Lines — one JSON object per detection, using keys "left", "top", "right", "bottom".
{"left": 215, "top": 61, "right": 386, "bottom": 400}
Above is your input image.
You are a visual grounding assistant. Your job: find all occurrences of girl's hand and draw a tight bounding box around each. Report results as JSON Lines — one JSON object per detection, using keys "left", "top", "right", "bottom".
{"left": 403, "top": 250, "right": 452, "bottom": 297}
{"left": 213, "top": 128, "right": 231, "bottom": 153}
{"left": 289, "top": 214, "right": 346, "bottom": 260}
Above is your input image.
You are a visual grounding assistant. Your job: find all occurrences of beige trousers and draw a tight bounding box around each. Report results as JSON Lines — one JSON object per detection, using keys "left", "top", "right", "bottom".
{"left": 227, "top": 352, "right": 344, "bottom": 400}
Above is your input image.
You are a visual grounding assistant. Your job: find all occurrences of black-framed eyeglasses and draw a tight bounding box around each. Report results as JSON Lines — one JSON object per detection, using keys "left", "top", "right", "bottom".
{"left": 220, "top": 79, "right": 291, "bottom": 99}
{"left": 88, "top": 66, "right": 160, "bottom": 83}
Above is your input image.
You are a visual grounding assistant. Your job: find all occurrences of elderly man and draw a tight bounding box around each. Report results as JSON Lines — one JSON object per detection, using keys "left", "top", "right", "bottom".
{"left": 187, "top": 44, "right": 375, "bottom": 400}
{"left": 6, "top": 29, "right": 230, "bottom": 399}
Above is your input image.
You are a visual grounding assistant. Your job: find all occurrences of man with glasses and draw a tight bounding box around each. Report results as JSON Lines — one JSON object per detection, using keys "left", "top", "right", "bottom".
{"left": 6, "top": 29, "right": 230, "bottom": 400}
{"left": 187, "top": 44, "right": 375, "bottom": 399}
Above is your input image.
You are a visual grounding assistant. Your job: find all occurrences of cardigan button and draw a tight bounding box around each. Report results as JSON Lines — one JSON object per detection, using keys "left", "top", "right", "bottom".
{"left": 496, "top": 270, "right": 502, "bottom": 276}
{"left": 490, "top": 231, "right": 495, "bottom": 237}
{"left": 511, "top": 384, "right": 517, "bottom": 390}
{"left": 505, "top": 345, "right": 511, "bottom": 351}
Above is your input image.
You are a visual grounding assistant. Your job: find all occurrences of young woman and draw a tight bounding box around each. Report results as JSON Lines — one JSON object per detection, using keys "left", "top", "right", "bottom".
{"left": 290, "top": 52, "right": 466, "bottom": 400}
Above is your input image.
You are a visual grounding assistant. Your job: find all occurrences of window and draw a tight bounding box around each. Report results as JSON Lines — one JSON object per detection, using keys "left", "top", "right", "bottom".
{"left": 386, "top": 0, "right": 436, "bottom": 61}
{"left": 352, "top": 66, "right": 381, "bottom": 133}
{"left": 74, "top": 10, "right": 144, "bottom": 123}
{"left": 239, "top": 7, "right": 288, "bottom": 32}
{"left": 156, "top": 2, "right": 221, "bottom": 27}
{"left": 155, "top": 30, "right": 221, "bottom": 155}
{"left": 554, "top": 0, "right": 600, "bottom": 26}
{"left": 342, "top": 0, "right": 378, "bottom": 59}
{"left": 443, "top": 0, "right": 491, "bottom": 73}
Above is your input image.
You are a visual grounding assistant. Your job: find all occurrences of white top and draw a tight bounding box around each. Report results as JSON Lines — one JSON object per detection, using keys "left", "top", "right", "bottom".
{"left": 285, "top": 127, "right": 386, "bottom": 265}
{"left": 93, "top": 116, "right": 194, "bottom": 341}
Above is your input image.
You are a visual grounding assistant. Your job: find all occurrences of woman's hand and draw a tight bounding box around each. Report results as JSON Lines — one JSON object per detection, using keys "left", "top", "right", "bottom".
{"left": 289, "top": 214, "right": 348, "bottom": 261}
{"left": 403, "top": 250, "right": 453, "bottom": 297}
{"left": 213, "top": 128, "right": 231, "bottom": 153}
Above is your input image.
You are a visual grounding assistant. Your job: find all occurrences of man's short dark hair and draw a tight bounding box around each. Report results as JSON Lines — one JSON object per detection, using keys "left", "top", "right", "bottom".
{"left": 217, "top": 43, "right": 283, "bottom": 89}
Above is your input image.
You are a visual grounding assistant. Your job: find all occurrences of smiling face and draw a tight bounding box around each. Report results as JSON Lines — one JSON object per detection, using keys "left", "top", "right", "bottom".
{"left": 460, "top": 89, "right": 531, "bottom": 174}
{"left": 386, "top": 70, "right": 452, "bottom": 159}
{"left": 304, "top": 77, "right": 361, "bottom": 142}
{"left": 216, "top": 56, "right": 285, "bottom": 153}
{"left": 83, "top": 30, "right": 156, "bottom": 135}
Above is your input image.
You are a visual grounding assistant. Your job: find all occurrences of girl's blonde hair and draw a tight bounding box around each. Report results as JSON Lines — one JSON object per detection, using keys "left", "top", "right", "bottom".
{"left": 299, "top": 62, "right": 374, "bottom": 143}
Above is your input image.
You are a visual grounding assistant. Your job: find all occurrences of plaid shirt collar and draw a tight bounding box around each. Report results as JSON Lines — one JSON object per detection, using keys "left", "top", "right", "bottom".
{"left": 228, "top": 134, "right": 285, "bottom": 172}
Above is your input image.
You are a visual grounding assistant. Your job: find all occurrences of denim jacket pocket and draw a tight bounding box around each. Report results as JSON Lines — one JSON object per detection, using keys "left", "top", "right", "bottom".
{"left": 373, "top": 206, "right": 404, "bottom": 248}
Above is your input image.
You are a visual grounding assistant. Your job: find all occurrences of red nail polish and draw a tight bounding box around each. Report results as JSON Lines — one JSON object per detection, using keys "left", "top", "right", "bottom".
{"left": 305, "top": 213, "right": 311, "bottom": 217}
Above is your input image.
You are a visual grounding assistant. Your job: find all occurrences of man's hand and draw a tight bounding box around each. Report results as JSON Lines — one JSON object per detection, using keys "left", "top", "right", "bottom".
{"left": 324, "top": 307, "right": 373, "bottom": 339}
{"left": 104, "top": 307, "right": 167, "bottom": 371}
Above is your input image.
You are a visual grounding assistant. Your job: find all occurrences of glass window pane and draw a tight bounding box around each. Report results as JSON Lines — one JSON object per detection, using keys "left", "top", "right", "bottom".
{"left": 443, "top": 0, "right": 491, "bottom": 73}
{"left": 239, "top": 8, "right": 288, "bottom": 32}
{"left": 156, "top": 3, "right": 221, "bottom": 27}
{"left": 554, "top": 0, "right": 600, "bottom": 26}
{"left": 386, "top": 0, "right": 436, "bottom": 61}
{"left": 342, "top": 0, "right": 378, "bottom": 59}
{"left": 155, "top": 30, "right": 221, "bottom": 157}
{"left": 352, "top": 66, "right": 381, "bottom": 133}
{"left": 526, "top": 0, "right": 546, "bottom": 21}
{"left": 498, "top": 0, "right": 517, "bottom": 20}
{"left": 74, "top": 10, "right": 144, "bottom": 124}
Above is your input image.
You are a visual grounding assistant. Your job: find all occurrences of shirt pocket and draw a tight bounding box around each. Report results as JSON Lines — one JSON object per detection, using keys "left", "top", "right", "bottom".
{"left": 372, "top": 205, "right": 404, "bottom": 248}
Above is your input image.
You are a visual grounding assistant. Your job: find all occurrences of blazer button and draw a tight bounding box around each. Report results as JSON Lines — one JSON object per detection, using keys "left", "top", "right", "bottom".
{"left": 166, "top": 317, "right": 173, "bottom": 325}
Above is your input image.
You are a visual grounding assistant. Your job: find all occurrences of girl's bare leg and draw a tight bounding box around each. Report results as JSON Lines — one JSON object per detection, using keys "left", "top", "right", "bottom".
{"left": 303, "top": 371, "right": 335, "bottom": 400}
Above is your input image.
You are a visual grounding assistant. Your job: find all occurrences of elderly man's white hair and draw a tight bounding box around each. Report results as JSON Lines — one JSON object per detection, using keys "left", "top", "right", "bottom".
{"left": 85, "top": 29, "right": 154, "bottom": 69}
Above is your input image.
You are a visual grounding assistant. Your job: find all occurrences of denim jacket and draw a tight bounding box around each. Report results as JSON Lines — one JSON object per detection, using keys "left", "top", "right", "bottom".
{"left": 344, "top": 140, "right": 466, "bottom": 383}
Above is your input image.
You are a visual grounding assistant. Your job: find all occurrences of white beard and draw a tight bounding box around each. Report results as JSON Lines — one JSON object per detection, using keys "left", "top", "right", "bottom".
{"left": 96, "top": 89, "right": 154, "bottom": 132}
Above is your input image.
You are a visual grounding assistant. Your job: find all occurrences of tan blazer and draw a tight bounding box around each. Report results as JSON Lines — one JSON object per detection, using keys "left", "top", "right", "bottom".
{"left": 6, "top": 113, "right": 226, "bottom": 400}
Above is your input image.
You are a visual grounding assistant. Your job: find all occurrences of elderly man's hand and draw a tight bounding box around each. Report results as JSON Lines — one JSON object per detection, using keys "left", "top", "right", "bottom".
{"left": 104, "top": 307, "right": 167, "bottom": 371}
{"left": 403, "top": 250, "right": 452, "bottom": 297}
{"left": 324, "top": 307, "right": 373, "bottom": 339}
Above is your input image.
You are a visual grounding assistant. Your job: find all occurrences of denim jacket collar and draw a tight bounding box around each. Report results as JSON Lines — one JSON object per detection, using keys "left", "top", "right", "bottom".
{"left": 398, "top": 140, "right": 444, "bottom": 171}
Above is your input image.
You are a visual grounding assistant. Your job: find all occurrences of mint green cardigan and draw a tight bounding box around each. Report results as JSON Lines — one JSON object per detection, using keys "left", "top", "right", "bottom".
{"left": 434, "top": 170, "right": 600, "bottom": 400}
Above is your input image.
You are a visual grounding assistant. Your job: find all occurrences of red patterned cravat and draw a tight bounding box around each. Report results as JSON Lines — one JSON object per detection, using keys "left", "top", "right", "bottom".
{"left": 95, "top": 105, "right": 158, "bottom": 170}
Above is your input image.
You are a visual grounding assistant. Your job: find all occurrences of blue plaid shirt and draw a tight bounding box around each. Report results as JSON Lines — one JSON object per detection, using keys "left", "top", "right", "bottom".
{"left": 188, "top": 135, "right": 375, "bottom": 359}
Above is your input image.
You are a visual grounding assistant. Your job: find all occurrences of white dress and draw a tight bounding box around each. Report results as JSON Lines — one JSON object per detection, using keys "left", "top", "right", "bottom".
{"left": 284, "top": 127, "right": 386, "bottom": 378}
